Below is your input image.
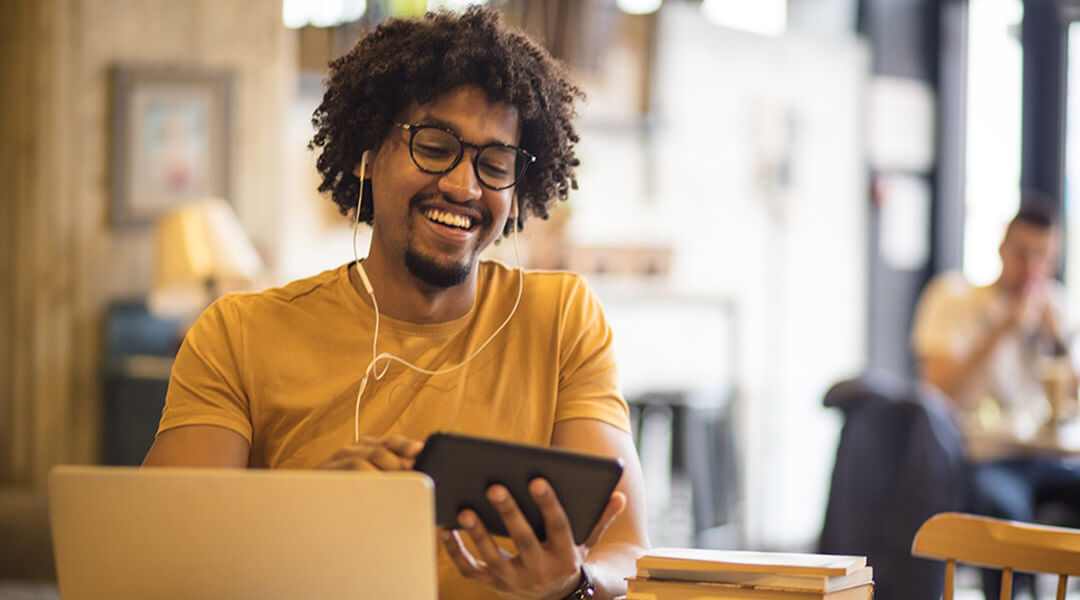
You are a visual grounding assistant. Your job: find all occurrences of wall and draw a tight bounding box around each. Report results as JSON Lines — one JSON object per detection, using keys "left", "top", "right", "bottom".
{"left": 569, "top": 2, "right": 870, "bottom": 550}
{"left": 1, "top": 0, "right": 83, "bottom": 489}
{"left": 1, "top": 0, "right": 293, "bottom": 488}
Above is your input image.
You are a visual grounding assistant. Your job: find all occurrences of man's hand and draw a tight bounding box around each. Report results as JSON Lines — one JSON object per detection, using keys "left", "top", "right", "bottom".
{"left": 1006, "top": 282, "right": 1048, "bottom": 333}
{"left": 441, "top": 477, "right": 626, "bottom": 600}
{"left": 316, "top": 434, "right": 423, "bottom": 471}
{"left": 923, "top": 283, "right": 1056, "bottom": 408}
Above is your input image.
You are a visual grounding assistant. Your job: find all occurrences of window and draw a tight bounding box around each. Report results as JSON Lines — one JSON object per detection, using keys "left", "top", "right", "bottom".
{"left": 963, "top": 0, "right": 1024, "bottom": 285}
{"left": 1062, "top": 22, "right": 1080, "bottom": 315}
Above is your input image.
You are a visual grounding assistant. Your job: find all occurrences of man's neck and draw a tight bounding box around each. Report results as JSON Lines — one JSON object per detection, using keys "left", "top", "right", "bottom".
{"left": 350, "top": 253, "right": 478, "bottom": 324}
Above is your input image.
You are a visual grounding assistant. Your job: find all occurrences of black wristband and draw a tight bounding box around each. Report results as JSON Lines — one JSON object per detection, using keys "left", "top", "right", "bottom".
{"left": 561, "top": 564, "right": 595, "bottom": 600}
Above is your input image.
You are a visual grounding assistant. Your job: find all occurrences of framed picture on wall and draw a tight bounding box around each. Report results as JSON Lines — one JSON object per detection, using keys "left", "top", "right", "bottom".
{"left": 111, "top": 64, "right": 234, "bottom": 227}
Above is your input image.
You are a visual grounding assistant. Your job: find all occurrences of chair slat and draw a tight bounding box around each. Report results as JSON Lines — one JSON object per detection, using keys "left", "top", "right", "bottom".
{"left": 944, "top": 559, "right": 955, "bottom": 600}
{"left": 912, "top": 513, "right": 1080, "bottom": 576}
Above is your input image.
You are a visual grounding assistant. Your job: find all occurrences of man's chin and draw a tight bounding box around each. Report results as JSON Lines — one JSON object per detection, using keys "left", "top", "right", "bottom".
{"left": 404, "top": 249, "right": 473, "bottom": 289}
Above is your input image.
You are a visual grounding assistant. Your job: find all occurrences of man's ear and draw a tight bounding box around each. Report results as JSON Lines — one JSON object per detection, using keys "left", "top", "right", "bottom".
{"left": 352, "top": 150, "right": 374, "bottom": 179}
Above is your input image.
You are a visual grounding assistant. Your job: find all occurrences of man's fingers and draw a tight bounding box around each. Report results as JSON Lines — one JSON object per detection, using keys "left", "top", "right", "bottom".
{"left": 486, "top": 485, "right": 540, "bottom": 557}
{"left": 359, "top": 435, "right": 423, "bottom": 459}
{"left": 366, "top": 445, "right": 413, "bottom": 470}
{"left": 441, "top": 530, "right": 516, "bottom": 595}
{"left": 458, "top": 509, "right": 513, "bottom": 577}
{"left": 529, "top": 478, "right": 575, "bottom": 553}
{"left": 582, "top": 490, "right": 626, "bottom": 550}
{"left": 384, "top": 434, "right": 425, "bottom": 458}
{"left": 325, "top": 446, "right": 394, "bottom": 468}
{"left": 316, "top": 457, "right": 379, "bottom": 471}
{"left": 317, "top": 435, "right": 422, "bottom": 470}
{"left": 441, "top": 529, "right": 490, "bottom": 578}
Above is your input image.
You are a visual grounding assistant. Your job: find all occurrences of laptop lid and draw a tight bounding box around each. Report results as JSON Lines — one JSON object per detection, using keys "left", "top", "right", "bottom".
{"left": 48, "top": 466, "right": 437, "bottom": 600}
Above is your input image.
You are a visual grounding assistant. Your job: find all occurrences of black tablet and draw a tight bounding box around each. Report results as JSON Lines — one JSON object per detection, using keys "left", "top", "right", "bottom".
{"left": 413, "top": 432, "right": 624, "bottom": 544}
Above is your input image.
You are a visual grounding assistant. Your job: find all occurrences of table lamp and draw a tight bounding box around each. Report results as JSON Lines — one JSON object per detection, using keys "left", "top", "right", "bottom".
{"left": 148, "top": 197, "right": 263, "bottom": 320}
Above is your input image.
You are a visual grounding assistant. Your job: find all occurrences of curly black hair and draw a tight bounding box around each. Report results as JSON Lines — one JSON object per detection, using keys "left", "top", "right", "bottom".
{"left": 309, "top": 6, "right": 584, "bottom": 235}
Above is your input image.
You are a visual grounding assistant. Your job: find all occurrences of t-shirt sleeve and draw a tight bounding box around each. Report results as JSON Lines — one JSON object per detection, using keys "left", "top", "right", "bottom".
{"left": 910, "top": 272, "right": 969, "bottom": 360}
{"left": 554, "top": 277, "right": 631, "bottom": 433}
{"left": 157, "top": 295, "right": 254, "bottom": 442}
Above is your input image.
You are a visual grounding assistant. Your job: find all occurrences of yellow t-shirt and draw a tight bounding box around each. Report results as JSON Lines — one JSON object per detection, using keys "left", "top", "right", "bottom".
{"left": 157, "top": 260, "right": 630, "bottom": 599}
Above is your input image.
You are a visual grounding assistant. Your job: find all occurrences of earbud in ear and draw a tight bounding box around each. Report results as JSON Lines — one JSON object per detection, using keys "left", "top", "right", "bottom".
{"left": 359, "top": 150, "right": 372, "bottom": 181}
{"left": 354, "top": 150, "right": 372, "bottom": 223}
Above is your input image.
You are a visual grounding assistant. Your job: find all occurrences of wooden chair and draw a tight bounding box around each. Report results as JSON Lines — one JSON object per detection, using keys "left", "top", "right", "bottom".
{"left": 911, "top": 512, "right": 1080, "bottom": 600}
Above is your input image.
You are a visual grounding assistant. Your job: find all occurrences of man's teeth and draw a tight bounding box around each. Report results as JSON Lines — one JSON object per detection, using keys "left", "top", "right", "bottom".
{"left": 424, "top": 208, "right": 472, "bottom": 230}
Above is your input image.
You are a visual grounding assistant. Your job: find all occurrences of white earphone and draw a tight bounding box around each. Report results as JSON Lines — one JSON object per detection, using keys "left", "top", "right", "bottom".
{"left": 352, "top": 150, "right": 374, "bottom": 295}
{"left": 350, "top": 148, "right": 524, "bottom": 442}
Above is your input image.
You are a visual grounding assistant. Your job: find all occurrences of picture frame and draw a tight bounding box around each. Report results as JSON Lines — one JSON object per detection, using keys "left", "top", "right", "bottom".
{"left": 111, "top": 64, "right": 234, "bottom": 227}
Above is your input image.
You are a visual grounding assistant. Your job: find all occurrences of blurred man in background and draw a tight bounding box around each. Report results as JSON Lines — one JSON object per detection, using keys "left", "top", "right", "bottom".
{"left": 911, "top": 197, "right": 1080, "bottom": 598}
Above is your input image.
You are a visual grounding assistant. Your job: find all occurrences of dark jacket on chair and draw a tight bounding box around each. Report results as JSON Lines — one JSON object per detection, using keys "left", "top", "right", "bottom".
{"left": 819, "top": 372, "right": 967, "bottom": 600}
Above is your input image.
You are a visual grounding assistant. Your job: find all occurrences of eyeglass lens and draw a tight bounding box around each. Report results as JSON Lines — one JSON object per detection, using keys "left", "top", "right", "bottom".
{"left": 410, "top": 127, "right": 523, "bottom": 189}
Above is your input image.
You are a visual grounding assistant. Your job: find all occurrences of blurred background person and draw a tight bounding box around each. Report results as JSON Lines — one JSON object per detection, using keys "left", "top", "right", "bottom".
{"left": 911, "top": 196, "right": 1080, "bottom": 599}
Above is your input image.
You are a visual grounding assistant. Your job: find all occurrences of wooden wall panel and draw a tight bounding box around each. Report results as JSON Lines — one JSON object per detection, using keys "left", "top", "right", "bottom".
{"left": 0, "top": 0, "right": 290, "bottom": 489}
{"left": 0, "top": 0, "right": 26, "bottom": 485}
{"left": 0, "top": 0, "right": 83, "bottom": 489}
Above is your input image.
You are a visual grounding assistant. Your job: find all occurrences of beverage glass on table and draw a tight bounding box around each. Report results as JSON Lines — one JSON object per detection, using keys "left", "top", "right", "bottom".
{"left": 1040, "top": 355, "right": 1078, "bottom": 425}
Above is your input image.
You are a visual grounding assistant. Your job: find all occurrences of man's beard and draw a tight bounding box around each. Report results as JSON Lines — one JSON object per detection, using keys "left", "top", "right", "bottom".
{"left": 402, "top": 193, "right": 488, "bottom": 289}
{"left": 404, "top": 246, "right": 474, "bottom": 289}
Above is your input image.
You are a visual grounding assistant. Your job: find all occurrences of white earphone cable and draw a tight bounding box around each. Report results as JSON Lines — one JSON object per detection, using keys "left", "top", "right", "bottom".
{"left": 351, "top": 154, "right": 524, "bottom": 443}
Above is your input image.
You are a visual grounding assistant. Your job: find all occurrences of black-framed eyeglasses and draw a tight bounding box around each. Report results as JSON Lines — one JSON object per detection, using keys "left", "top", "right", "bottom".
{"left": 394, "top": 123, "right": 536, "bottom": 190}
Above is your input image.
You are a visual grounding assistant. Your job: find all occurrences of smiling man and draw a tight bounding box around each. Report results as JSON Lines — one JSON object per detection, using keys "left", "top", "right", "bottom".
{"left": 142, "top": 7, "right": 648, "bottom": 600}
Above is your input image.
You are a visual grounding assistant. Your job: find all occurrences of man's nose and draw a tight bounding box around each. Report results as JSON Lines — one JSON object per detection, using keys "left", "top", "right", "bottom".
{"left": 438, "top": 153, "right": 482, "bottom": 203}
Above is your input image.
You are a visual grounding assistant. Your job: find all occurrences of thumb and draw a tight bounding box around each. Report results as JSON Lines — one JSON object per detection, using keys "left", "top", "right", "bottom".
{"left": 582, "top": 491, "right": 626, "bottom": 550}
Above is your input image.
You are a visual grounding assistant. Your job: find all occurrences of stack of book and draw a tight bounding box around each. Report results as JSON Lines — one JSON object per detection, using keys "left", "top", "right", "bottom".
{"left": 626, "top": 548, "right": 874, "bottom": 599}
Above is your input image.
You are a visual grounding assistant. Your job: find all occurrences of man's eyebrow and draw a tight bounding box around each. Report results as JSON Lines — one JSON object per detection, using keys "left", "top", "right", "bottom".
{"left": 414, "top": 116, "right": 515, "bottom": 147}
{"left": 414, "top": 116, "right": 454, "bottom": 130}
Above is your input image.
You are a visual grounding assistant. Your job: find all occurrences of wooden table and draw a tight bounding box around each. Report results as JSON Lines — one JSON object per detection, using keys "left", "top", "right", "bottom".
{"left": 967, "top": 419, "right": 1080, "bottom": 458}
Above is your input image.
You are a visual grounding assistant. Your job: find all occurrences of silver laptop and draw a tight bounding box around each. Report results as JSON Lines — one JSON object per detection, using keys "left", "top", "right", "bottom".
{"left": 48, "top": 466, "right": 437, "bottom": 600}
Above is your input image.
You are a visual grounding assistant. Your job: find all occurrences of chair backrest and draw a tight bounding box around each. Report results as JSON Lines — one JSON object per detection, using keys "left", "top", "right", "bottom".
{"left": 820, "top": 373, "right": 966, "bottom": 600}
{"left": 912, "top": 512, "right": 1080, "bottom": 600}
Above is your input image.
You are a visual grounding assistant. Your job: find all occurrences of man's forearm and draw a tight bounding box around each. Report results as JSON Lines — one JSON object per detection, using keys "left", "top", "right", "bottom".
{"left": 926, "top": 318, "right": 1012, "bottom": 406}
{"left": 582, "top": 541, "right": 646, "bottom": 600}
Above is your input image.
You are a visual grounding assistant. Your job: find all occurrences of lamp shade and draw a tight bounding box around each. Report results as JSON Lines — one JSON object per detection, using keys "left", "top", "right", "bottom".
{"left": 148, "top": 198, "right": 263, "bottom": 318}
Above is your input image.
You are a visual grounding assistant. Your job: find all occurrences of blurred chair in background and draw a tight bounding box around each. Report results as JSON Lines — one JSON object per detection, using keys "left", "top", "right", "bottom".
{"left": 912, "top": 512, "right": 1080, "bottom": 600}
{"left": 819, "top": 370, "right": 967, "bottom": 600}
{"left": 630, "top": 390, "right": 740, "bottom": 549}
{"left": 102, "top": 300, "right": 181, "bottom": 466}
